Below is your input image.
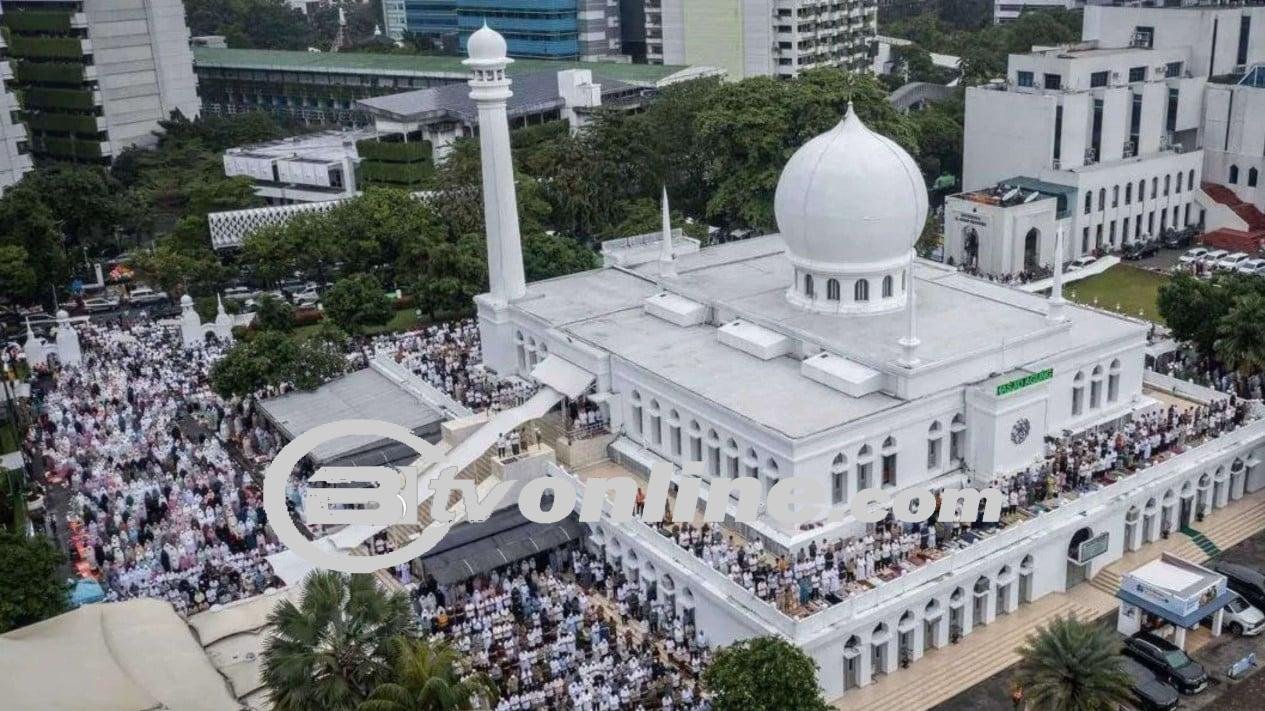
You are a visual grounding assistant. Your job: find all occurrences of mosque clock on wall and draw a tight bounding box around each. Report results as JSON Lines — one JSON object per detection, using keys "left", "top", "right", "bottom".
{"left": 1010, "top": 418, "right": 1031, "bottom": 445}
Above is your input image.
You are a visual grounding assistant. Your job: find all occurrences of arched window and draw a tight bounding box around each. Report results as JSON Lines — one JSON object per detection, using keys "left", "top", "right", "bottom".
{"left": 1098, "top": 188, "right": 1106, "bottom": 211}
{"left": 648, "top": 399, "right": 662, "bottom": 445}
{"left": 827, "top": 278, "right": 840, "bottom": 301}
{"left": 927, "top": 422, "right": 943, "bottom": 471}
{"left": 1163, "top": 175, "right": 1171, "bottom": 196}
{"left": 1090, "top": 366, "right": 1104, "bottom": 409}
{"left": 630, "top": 391, "right": 643, "bottom": 436}
{"left": 1112, "top": 185, "right": 1119, "bottom": 207}
{"left": 688, "top": 420, "right": 702, "bottom": 462}
{"left": 882, "top": 275, "right": 894, "bottom": 298}
{"left": 1230, "top": 165, "right": 1240, "bottom": 184}
{"left": 744, "top": 447, "right": 760, "bottom": 479}
{"left": 1251, "top": 168, "right": 1260, "bottom": 188}
{"left": 856, "top": 444, "right": 873, "bottom": 489}
{"left": 1084, "top": 191, "right": 1092, "bottom": 214}
{"left": 763, "top": 458, "right": 780, "bottom": 496}
{"left": 881, "top": 436, "right": 898, "bottom": 487}
{"left": 1175, "top": 172, "right": 1183, "bottom": 192}
{"left": 1072, "top": 371, "right": 1085, "bottom": 416}
{"left": 668, "top": 410, "right": 682, "bottom": 457}
{"left": 950, "top": 414, "right": 966, "bottom": 463}
{"left": 1108, "top": 359, "right": 1122, "bottom": 403}
{"left": 1188, "top": 169, "right": 1196, "bottom": 191}
{"left": 724, "top": 438, "right": 740, "bottom": 479}
{"left": 804, "top": 274, "right": 815, "bottom": 298}
{"left": 1125, "top": 182, "right": 1132, "bottom": 204}
{"left": 854, "top": 279, "right": 870, "bottom": 302}
{"left": 1151, "top": 176, "right": 1158, "bottom": 198}
{"left": 831, "top": 453, "right": 848, "bottom": 505}
{"left": 1137, "top": 179, "right": 1145, "bottom": 202}
{"left": 706, "top": 429, "right": 720, "bottom": 478}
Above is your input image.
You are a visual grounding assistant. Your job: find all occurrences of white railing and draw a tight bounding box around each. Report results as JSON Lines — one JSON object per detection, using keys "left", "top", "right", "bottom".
{"left": 1143, "top": 370, "right": 1231, "bottom": 405}
{"left": 371, "top": 355, "right": 473, "bottom": 420}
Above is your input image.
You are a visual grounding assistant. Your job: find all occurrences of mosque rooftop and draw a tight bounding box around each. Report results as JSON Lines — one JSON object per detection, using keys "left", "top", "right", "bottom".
{"left": 515, "top": 235, "right": 1145, "bottom": 440}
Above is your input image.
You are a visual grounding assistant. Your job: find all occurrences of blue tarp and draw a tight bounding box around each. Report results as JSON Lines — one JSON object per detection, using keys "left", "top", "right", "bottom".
{"left": 1117, "top": 587, "right": 1235, "bottom": 629}
{"left": 69, "top": 579, "right": 104, "bottom": 607}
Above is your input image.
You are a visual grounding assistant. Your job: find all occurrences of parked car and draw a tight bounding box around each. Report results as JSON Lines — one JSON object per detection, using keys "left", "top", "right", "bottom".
{"left": 1236, "top": 258, "right": 1265, "bottom": 276}
{"left": 1123, "top": 239, "right": 1159, "bottom": 260}
{"left": 1162, "top": 227, "right": 1196, "bottom": 249}
{"left": 1221, "top": 591, "right": 1265, "bottom": 636}
{"left": 1178, "top": 247, "right": 1209, "bottom": 264}
{"left": 1214, "top": 561, "right": 1265, "bottom": 611}
{"left": 1201, "top": 249, "right": 1230, "bottom": 266}
{"left": 294, "top": 289, "right": 320, "bottom": 307}
{"left": 1068, "top": 255, "right": 1098, "bottom": 271}
{"left": 1121, "top": 632, "right": 1208, "bottom": 694}
{"left": 1118, "top": 656, "right": 1180, "bottom": 711}
{"left": 126, "top": 286, "right": 168, "bottom": 304}
{"left": 1217, "top": 252, "right": 1252, "bottom": 270}
{"left": 222, "top": 286, "right": 257, "bottom": 301}
{"left": 81, "top": 296, "right": 120, "bottom": 313}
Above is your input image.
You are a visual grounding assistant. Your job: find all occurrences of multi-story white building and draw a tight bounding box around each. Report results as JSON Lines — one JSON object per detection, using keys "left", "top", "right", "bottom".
{"left": 0, "top": 0, "right": 200, "bottom": 164}
{"left": 957, "top": 40, "right": 1205, "bottom": 269}
{"left": 643, "top": 0, "right": 876, "bottom": 79}
{"left": 994, "top": 0, "right": 1083, "bottom": 25}
{"left": 0, "top": 31, "right": 34, "bottom": 193}
{"left": 953, "top": 3, "right": 1265, "bottom": 273}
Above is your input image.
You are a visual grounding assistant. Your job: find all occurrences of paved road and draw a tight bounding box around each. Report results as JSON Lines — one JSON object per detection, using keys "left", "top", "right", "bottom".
{"left": 934, "top": 524, "right": 1265, "bottom": 711}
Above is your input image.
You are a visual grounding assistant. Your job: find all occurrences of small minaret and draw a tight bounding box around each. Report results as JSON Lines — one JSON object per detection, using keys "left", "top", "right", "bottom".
{"left": 1047, "top": 226, "right": 1067, "bottom": 324}
{"left": 659, "top": 186, "right": 677, "bottom": 278}
{"left": 898, "top": 250, "right": 921, "bottom": 368}
{"left": 214, "top": 294, "right": 235, "bottom": 343}
{"left": 23, "top": 319, "right": 46, "bottom": 368}
{"left": 54, "top": 309, "right": 82, "bottom": 366}
{"left": 466, "top": 24, "right": 527, "bottom": 305}
{"left": 180, "top": 294, "right": 203, "bottom": 348}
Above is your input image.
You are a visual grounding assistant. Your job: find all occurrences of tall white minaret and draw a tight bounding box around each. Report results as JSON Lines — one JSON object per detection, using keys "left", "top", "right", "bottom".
{"left": 659, "top": 186, "right": 677, "bottom": 277}
{"left": 466, "top": 25, "right": 526, "bottom": 305}
{"left": 1047, "top": 226, "right": 1067, "bottom": 323}
{"left": 898, "top": 250, "right": 921, "bottom": 368}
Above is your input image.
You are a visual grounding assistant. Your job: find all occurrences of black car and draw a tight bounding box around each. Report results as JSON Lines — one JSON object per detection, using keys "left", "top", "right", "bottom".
{"left": 1214, "top": 561, "right": 1265, "bottom": 610}
{"left": 1123, "top": 240, "right": 1159, "bottom": 260}
{"left": 1122, "top": 632, "right": 1209, "bottom": 694}
{"left": 1119, "top": 656, "right": 1180, "bottom": 711}
{"left": 1162, "top": 228, "right": 1195, "bottom": 249}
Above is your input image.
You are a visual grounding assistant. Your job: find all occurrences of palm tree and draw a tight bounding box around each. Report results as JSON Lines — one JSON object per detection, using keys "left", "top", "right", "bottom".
{"left": 261, "top": 570, "right": 414, "bottom": 711}
{"left": 1216, "top": 293, "right": 1265, "bottom": 376}
{"left": 357, "top": 637, "right": 498, "bottom": 711}
{"left": 1013, "top": 614, "right": 1133, "bottom": 711}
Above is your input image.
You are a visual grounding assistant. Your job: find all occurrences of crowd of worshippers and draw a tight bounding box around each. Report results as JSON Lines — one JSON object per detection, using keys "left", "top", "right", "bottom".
{"left": 362, "top": 319, "right": 538, "bottom": 412}
{"left": 955, "top": 264, "right": 1054, "bottom": 286}
{"left": 1158, "top": 351, "right": 1265, "bottom": 401}
{"left": 566, "top": 397, "right": 610, "bottom": 439}
{"left": 649, "top": 396, "right": 1253, "bottom": 618}
{"left": 29, "top": 321, "right": 284, "bottom": 614}
{"left": 409, "top": 544, "right": 712, "bottom": 710}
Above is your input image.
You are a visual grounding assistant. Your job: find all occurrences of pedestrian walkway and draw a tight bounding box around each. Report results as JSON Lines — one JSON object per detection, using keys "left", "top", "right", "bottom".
{"left": 835, "top": 491, "right": 1265, "bottom": 711}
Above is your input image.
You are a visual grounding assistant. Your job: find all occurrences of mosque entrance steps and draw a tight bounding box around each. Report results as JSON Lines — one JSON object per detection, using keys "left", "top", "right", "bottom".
{"left": 1180, "top": 526, "right": 1223, "bottom": 558}
{"left": 832, "top": 491, "right": 1265, "bottom": 711}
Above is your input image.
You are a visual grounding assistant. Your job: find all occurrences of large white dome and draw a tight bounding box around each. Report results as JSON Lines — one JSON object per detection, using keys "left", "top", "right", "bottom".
{"left": 774, "top": 104, "right": 928, "bottom": 273}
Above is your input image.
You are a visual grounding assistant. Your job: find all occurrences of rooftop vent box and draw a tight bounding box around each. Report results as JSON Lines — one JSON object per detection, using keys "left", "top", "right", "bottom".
{"left": 644, "top": 292, "right": 707, "bottom": 327}
{"left": 716, "top": 319, "right": 791, "bottom": 360}
{"left": 802, "top": 352, "right": 883, "bottom": 397}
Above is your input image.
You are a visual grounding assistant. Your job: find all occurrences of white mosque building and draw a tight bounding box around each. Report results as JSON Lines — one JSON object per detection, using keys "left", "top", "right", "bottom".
{"left": 467, "top": 26, "right": 1265, "bottom": 700}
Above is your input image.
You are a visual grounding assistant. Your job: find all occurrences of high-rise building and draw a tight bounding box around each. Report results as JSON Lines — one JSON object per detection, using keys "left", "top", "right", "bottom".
{"left": 0, "top": 30, "right": 35, "bottom": 193}
{"left": 0, "top": 0, "right": 200, "bottom": 164}
{"left": 390, "top": 0, "right": 623, "bottom": 60}
{"left": 642, "top": 0, "right": 877, "bottom": 80}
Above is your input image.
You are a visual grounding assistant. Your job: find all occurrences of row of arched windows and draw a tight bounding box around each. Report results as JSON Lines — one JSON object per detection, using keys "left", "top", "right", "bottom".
{"left": 800, "top": 271, "right": 902, "bottom": 304}
{"left": 514, "top": 330, "right": 547, "bottom": 372}
{"left": 1229, "top": 165, "right": 1260, "bottom": 188}
{"left": 1071, "top": 359, "right": 1122, "bottom": 417}
{"left": 1083, "top": 169, "right": 1197, "bottom": 214}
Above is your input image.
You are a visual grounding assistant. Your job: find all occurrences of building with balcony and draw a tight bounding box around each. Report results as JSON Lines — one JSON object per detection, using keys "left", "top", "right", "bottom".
{"left": 0, "top": 32, "right": 35, "bottom": 193}
{"left": 642, "top": 0, "right": 877, "bottom": 80}
{"left": 955, "top": 3, "right": 1265, "bottom": 274}
{"left": 193, "top": 46, "right": 713, "bottom": 127}
{"left": 0, "top": 0, "right": 199, "bottom": 164}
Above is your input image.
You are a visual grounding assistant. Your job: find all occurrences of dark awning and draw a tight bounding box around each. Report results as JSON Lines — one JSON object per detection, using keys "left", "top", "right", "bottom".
{"left": 420, "top": 515, "right": 584, "bottom": 586}
{"left": 1117, "top": 587, "right": 1235, "bottom": 629}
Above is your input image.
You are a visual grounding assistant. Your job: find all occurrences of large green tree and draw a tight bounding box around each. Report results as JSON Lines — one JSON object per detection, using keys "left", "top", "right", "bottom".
{"left": 703, "top": 636, "right": 829, "bottom": 711}
{"left": 0, "top": 245, "right": 38, "bottom": 304}
{"left": 323, "top": 274, "right": 394, "bottom": 334}
{"left": 0, "top": 532, "right": 68, "bottom": 633}
{"left": 261, "top": 571, "right": 414, "bottom": 711}
{"left": 1215, "top": 293, "right": 1265, "bottom": 375}
{"left": 357, "top": 637, "right": 497, "bottom": 711}
{"left": 210, "top": 330, "right": 345, "bottom": 397}
{"left": 1013, "top": 614, "right": 1133, "bottom": 711}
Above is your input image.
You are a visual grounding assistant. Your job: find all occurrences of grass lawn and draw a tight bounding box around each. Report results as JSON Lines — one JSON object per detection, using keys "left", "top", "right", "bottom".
{"left": 1065, "top": 265, "right": 1170, "bottom": 323}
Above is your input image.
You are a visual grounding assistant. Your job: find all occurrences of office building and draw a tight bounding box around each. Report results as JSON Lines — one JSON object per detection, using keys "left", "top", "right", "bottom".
{"left": 0, "top": 0, "right": 200, "bottom": 164}
{"left": 642, "top": 0, "right": 878, "bottom": 80}
{"left": 0, "top": 30, "right": 35, "bottom": 193}
{"left": 387, "top": 0, "right": 623, "bottom": 60}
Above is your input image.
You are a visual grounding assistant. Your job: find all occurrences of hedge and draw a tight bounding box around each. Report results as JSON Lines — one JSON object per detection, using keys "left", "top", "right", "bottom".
{"left": 13, "top": 61, "right": 85, "bottom": 85}
{"left": 356, "top": 138, "right": 433, "bottom": 163}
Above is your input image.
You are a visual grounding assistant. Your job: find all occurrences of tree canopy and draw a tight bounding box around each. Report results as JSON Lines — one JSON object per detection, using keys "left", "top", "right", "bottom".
{"left": 210, "top": 330, "right": 346, "bottom": 398}
{"left": 1158, "top": 273, "right": 1265, "bottom": 373}
{"left": 702, "top": 636, "right": 829, "bottom": 711}
{"left": 323, "top": 274, "right": 395, "bottom": 334}
{"left": 1013, "top": 614, "right": 1133, "bottom": 711}
{"left": 0, "top": 532, "right": 68, "bottom": 633}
